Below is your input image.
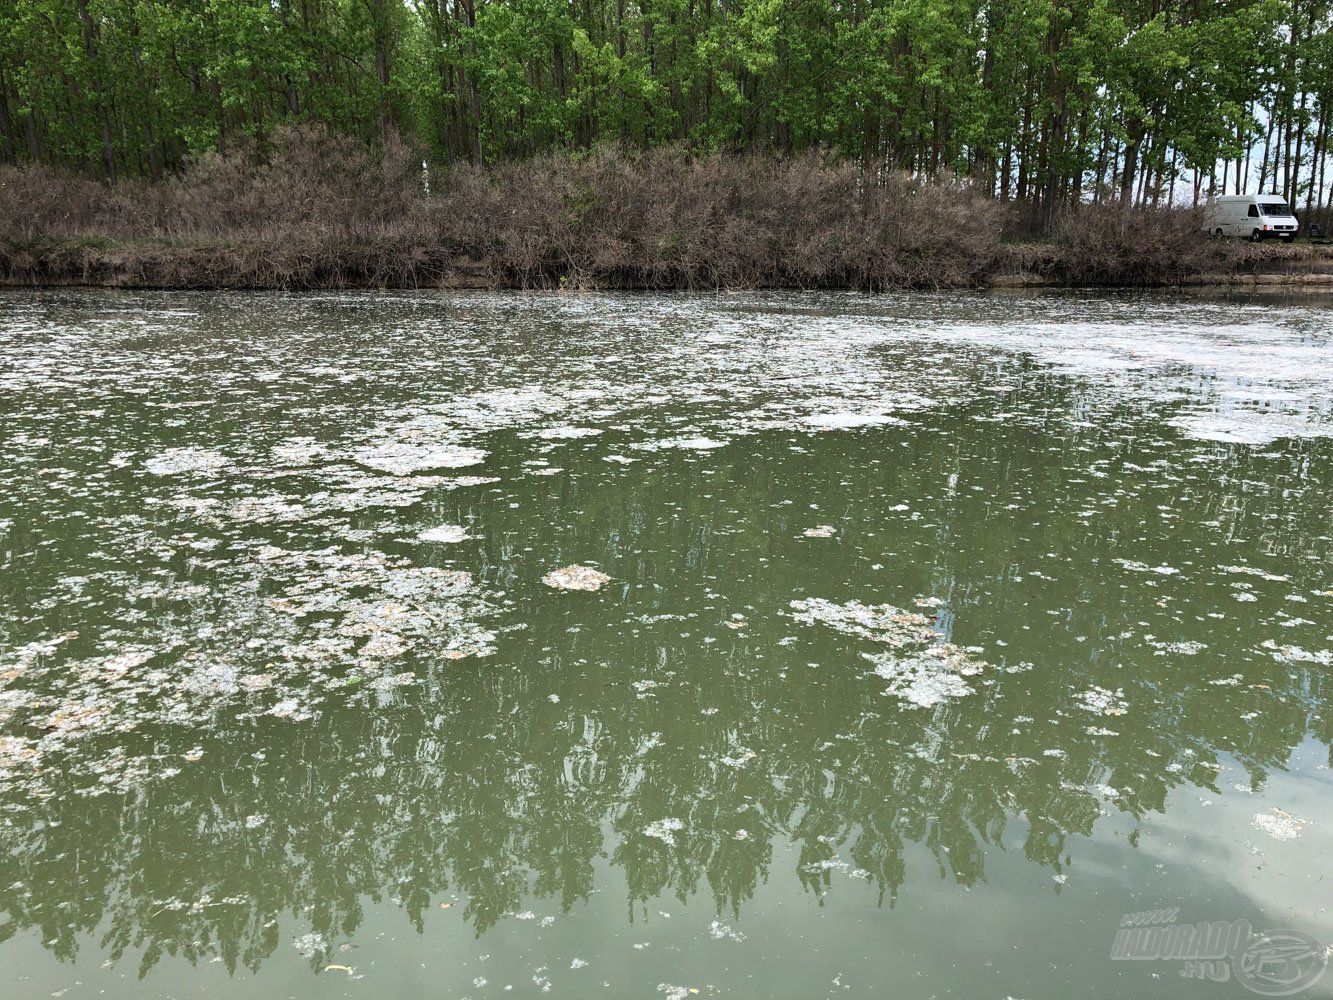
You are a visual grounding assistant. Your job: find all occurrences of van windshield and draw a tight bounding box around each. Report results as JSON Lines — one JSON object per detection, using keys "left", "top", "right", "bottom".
{"left": 1259, "top": 202, "right": 1292, "bottom": 216}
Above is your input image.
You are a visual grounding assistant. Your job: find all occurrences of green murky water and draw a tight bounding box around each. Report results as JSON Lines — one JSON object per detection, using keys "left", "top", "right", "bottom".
{"left": 1, "top": 290, "right": 1331, "bottom": 999}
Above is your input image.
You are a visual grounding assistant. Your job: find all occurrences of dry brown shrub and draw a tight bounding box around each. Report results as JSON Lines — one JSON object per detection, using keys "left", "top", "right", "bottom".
{"left": 13, "top": 128, "right": 1240, "bottom": 290}
{"left": 1046, "top": 203, "right": 1239, "bottom": 285}
{"left": 0, "top": 164, "right": 113, "bottom": 240}
{"left": 424, "top": 147, "right": 1003, "bottom": 289}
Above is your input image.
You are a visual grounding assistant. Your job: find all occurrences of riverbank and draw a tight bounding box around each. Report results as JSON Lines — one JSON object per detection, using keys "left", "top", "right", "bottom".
{"left": 5, "top": 131, "right": 1333, "bottom": 292}
{"left": 990, "top": 242, "right": 1333, "bottom": 290}
{"left": 4, "top": 236, "right": 1332, "bottom": 291}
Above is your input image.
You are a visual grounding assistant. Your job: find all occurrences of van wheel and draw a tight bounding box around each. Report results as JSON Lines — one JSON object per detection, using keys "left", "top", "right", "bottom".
{"left": 1214, "top": 228, "right": 1224, "bottom": 239}
{"left": 1251, "top": 229, "right": 1262, "bottom": 242}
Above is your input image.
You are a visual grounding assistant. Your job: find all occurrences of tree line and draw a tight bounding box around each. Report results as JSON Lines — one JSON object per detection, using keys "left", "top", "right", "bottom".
{"left": 2, "top": 0, "right": 1331, "bottom": 218}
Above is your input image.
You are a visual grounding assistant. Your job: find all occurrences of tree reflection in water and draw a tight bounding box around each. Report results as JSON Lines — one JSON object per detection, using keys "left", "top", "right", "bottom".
{"left": 0, "top": 292, "right": 1328, "bottom": 983}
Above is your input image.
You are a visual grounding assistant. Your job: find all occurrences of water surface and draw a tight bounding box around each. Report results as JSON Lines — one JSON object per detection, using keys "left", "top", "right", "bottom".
{"left": 1, "top": 290, "right": 1331, "bottom": 998}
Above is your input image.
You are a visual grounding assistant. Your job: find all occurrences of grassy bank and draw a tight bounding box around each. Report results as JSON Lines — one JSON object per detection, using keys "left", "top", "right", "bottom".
{"left": 3, "top": 128, "right": 1330, "bottom": 292}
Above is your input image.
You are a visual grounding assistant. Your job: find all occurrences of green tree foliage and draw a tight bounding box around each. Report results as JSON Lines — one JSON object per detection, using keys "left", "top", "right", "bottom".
{"left": 1, "top": 0, "right": 1330, "bottom": 213}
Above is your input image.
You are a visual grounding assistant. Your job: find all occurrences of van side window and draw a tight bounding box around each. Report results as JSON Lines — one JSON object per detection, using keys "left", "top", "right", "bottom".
{"left": 1248, "top": 205, "right": 1259, "bottom": 217}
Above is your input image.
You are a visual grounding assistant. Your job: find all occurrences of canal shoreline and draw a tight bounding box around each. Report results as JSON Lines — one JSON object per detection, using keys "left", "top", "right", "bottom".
{"left": 4, "top": 240, "right": 1332, "bottom": 292}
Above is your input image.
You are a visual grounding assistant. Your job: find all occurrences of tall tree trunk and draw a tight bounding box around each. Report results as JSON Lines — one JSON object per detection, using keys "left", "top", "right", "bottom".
{"left": 1258, "top": 105, "right": 1275, "bottom": 191}
{"left": 1120, "top": 118, "right": 1143, "bottom": 204}
{"left": 76, "top": 0, "right": 116, "bottom": 181}
{"left": 1237, "top": 111, "right": 1247, "bottom": 196}
{"left": 0, "top": 70, "right": 17, "bottom": 164}
{"left": 1092, "top": 127, "right": 1110, "bottom": 204}
{"left": 24, "top": 108, "right": 42, "bottom": 163}
{"left": 127, "top": 12, "right": 162, "bottom": 180}
{"left": 459, "top": 0, "right": 484, "bottom": 164}
{"left": 1291, "top": 87, "right": 1309, "bottom": 206}
{"left": 1318, "top": 108, "right": 1330, "bottom": 210}
{"left": 370, "top": 0, "right": 392, "bottom": 145}
{"left": 1308, "top": 103, "right": 1327, "bottom": 214}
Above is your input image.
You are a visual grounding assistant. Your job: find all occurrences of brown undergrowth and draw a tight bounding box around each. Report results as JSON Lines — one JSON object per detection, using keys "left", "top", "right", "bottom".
{"left": 0, "top": 126, "right": 1280, "bottom": 291}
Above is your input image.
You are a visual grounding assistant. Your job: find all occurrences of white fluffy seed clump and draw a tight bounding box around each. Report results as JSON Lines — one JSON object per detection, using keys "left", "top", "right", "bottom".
{"left": 542, "top": 565, "right": 611, "bottom": 591}
{"left": 791, "top": 597, "right": 987, "bottom": 708}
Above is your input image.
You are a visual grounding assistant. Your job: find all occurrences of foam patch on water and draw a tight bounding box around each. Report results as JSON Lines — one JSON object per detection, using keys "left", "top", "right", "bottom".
{"left": 353, "top": 441, "right": 487, "bottom": 475}
{"left": 1076, "top": 686, "right": 1129, "bottom": 716}
{"left": 864, "top": 650, "right": 976, "bottom": 708}
{"left": 418, "top": 525, "right": 469, "bottom": 543}
{"left": 1114, "top": 559, "right": 1180, "bottom": 576}
{"left": 0, "top": 534, "right": 498, "bottom": 798}
{"left": 911, "top": 305, "right": 1333, "bottom": 445}
{"left": 533, "top": 425, "right": 603, "bottom": 440}
{"left": 791, "top": 598, "right": 987, "bottom": 708}
{"left": 633, "top": 436, "right": 728, "bottom": 452}
{"left": 1260, "top": 640, "right": 1332, "bottom": 666}
{"left": 708, "top": 920, "right": 746, "bottom": 942}
{"left": 146, "top": 447, "right": 232, "bottom": 476}
{"left": 1252, "top": 809, "right": 1304, "bottom": 841}
{"left": 801, "top": 412, "right": 906, "bottom": 430}
{"left": 644, "top": 818, "right": 685, "bottom": 845}
{"left": 543, "top": 565, "right": 611, "bottom": 591}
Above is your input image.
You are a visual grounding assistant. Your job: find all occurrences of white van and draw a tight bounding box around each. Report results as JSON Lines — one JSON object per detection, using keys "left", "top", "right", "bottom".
{"left": 1203, "top": 195, "right": 1299, "bottom": 242}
